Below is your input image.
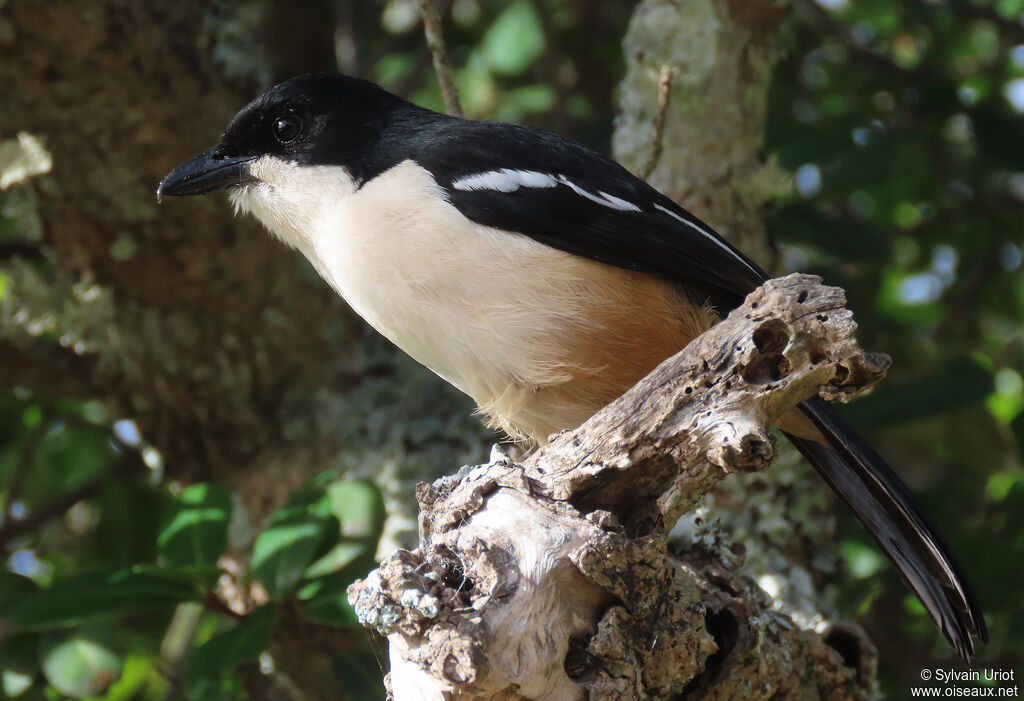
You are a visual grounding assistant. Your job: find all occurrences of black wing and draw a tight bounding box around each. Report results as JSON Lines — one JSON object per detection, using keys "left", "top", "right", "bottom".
{"left": 406, "top": 118, "right": 767, "bottom": 306}
{"left": 409, "top": 117, "right": 987, "bottom": 659}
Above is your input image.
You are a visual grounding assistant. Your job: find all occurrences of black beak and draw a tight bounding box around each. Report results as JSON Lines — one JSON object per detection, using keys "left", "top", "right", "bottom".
{"left": 157, "top": 147, "right": 257, "bottom": 202}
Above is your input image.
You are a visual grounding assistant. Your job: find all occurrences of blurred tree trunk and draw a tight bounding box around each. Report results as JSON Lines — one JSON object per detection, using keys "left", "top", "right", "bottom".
{"left": 2, "top": 0, "right": 350, "bottom": 504}
{"left": 613, "top": 0, "right": 790, "bottom": 268}
{"left": 0, "top": 1, "right": 486, "bottom": 697}
{"left": 0, "top": 0, "right": 486, "bottom": 531}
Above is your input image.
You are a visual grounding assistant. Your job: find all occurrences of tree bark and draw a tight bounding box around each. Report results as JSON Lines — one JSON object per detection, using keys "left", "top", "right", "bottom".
{"left": 350, "top": 275, "right": 882, "bottom": 700}
{"left": 0, "top": 0, "right": 487, "bottom": 539}
{"left": 0, "top": 2, "right": 486, "bottom": 698}
{"left": 613, "top": 0, "right": 790, "bottom": 269}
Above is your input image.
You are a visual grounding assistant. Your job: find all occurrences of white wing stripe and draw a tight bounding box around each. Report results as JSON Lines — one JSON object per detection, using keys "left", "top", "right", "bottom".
{"left": 451, "top": 169, "right": 641, "bottom": 213}
{"left": 652, "top": 204, "right": 761, "bottom": 277}
{"left": 452, "top": 169, "right": 557, "bottom": 192}
{"left": 555, "top": 176, "right": 640, "bottom": 212}
{"left": 597, "top": 190, "right": 642, "bottom": 212}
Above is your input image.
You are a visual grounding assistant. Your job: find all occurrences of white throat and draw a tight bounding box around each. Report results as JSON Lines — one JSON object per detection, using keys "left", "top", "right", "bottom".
{"left": 230, "top": 156, "right": 358, "bottom": 282}
{"left": 229, "top": 156, "right": 497, "bottom": 394}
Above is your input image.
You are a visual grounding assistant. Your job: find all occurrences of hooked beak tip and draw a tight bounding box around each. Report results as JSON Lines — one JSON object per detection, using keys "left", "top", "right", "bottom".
{"left": 157, "top": 147, "right": 256, "bottom": 201}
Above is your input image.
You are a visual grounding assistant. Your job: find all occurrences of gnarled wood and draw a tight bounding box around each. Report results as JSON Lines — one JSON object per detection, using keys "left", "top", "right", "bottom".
{"left": 349, "top": 275, "right": 884, "bottom": 700}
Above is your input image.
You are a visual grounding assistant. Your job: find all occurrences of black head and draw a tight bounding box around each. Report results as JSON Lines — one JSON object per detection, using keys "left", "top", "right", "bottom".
{"left": 157, "top": 73, "right": 416, "bottom": 200}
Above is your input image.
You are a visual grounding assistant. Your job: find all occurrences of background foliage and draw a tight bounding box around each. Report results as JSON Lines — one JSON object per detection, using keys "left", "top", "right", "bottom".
{"left": 0, "top": 0, "right": 1021, "bottom": 699}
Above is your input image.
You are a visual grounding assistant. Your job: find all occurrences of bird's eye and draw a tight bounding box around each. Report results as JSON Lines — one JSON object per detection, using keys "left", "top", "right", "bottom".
{"left": 272, "top": 113, "right": 304, "bottom": 144}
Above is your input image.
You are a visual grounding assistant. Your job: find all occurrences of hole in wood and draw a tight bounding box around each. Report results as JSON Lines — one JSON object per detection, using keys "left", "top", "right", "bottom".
{"left": 825, "top": 626, "right": 864, "bottom": 680}
{"left": 679, "top": 607, "right": 740, "bottom": 695}
{"left": 741, "top": 320, "right": 792, "bottom": 385}
{"left": 752, "top": 319, "right": 789, "bottom": 354}
{"left": 435, "top": 545, "right": 475, "bottom": 601}
{"left": 810, "top": 344, "right": 828, "bottom": 365}
{"left": 564, "top": 634, "right": 596, "bottom": 680}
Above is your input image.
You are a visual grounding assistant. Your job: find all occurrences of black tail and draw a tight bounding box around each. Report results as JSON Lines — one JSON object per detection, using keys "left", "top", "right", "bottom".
{"left": 785, "top": 396, "right": 987, "bottom": 660}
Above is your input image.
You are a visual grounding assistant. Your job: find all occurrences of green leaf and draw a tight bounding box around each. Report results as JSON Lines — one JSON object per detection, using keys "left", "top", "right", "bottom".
{"left": 1011, "top": 413, "right": 1024, "bottom": 461}
{"left": 2, "top": 670, "right": 33, "bottom": 698}
{"left": 158, "top": 483, "right": 232, "bottom": 568}
{"left": 497, "top": 84, "right": 557, "bottom": 120}
{"left": 331, "top": 650, "right": 386, "bottom": 701}
{"left": 39, "top": 625, "right": 123, "bottom": 699}
{"left": 11, "top": 567, "right": 205, "bottom": 632}
{"left": 374, "top": 53, "right": 414, "bottom": 87}
{"left": 840, "top": 539, "right": 886, "bottom": 579}
{"left": 0, "top": 571, "right": 39, "bottom": 617}
{"left": 986, "top": 469, "right": 1024, "bottom": 503}
{"left": 997, "top": 0, "right": 1024, "bottom": 18}
{"left": 182, "top": 607, "right": 275, "bottom": 701}
{"left": 330, "top": 479, "right": 386, "bottom": 540}
{"left": 479, "top": 0, "right": 545, "bottom": 76}
{"left": 90, "top": 655, "right": 156, "bottom": 701}
{"left": 22, "top": 425, "right": 115, "bottom": 507}
{"left": 0, "top": 634, "right": 39, "bottom": 697}
{"left": 297, "top": 555, "right": 377, "bottom": 627}
{"left": 299, "top": 590, "right": 359, "bottom": 628}
{"left": 20, "top": 405, "right": 41, "bottom": 429}
{"left": 304, "top": 479, "right": 385, "bottom": 579}
{"left": 250, "top": 475, "right": 339, "bottom": 600}
{"left": 92, "top": 480, "right": 166, "bottom": 567}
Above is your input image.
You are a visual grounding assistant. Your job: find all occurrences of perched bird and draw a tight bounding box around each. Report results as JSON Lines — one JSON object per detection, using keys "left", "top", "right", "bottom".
{"left": 158, "top": 73, "right": 986, "bottom": 659}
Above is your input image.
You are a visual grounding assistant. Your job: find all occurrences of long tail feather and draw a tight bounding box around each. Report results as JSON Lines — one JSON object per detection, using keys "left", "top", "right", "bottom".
{"left": 786, "top": 397, "right": 987, "bottom": 660}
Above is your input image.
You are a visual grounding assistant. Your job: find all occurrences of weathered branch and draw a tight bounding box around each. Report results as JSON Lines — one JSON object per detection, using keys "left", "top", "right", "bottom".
{"left": 349, "top": 275, "right": 886, "bottom": 700}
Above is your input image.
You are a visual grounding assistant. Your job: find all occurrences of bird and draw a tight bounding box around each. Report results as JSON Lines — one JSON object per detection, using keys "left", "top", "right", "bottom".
{"left": 158, "top": 72, "right": 986, "bottom": 659}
